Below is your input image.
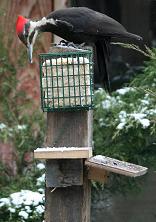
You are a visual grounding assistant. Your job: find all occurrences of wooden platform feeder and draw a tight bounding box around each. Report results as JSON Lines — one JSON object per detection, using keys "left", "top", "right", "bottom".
{"left": 85, "top": 155, "right": 148, "bottom": 182}
{"left": 34, "top": 45, "right": 148, "bottom": 222}
{"left": 36, "top": 44, "right": 95, "bottom": 222}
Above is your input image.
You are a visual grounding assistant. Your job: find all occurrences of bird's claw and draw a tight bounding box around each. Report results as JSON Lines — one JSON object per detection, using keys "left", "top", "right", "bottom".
{"left": 59, "top": 40, "right": 69, "bottom": 46}
{"left": 58, "top": 40, "right": 85, "bottom": 49}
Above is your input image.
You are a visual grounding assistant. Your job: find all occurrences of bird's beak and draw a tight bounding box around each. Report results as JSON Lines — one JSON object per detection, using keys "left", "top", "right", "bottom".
{"left": 27, "top": 44, "right": 33, "bottom": 63}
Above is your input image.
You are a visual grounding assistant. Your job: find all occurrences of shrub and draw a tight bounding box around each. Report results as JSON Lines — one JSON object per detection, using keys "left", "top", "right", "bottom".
{"left": 0, "top": 163, "right": 45, "bottom": 222}
{"left": 93, "top": 46, "right": 156, "bottom": 192}
{"left": 94, "top": 86, "right": 156, "bottom": 167}
{"left": 94, "top": 46, "right": 156, "bottom": 167}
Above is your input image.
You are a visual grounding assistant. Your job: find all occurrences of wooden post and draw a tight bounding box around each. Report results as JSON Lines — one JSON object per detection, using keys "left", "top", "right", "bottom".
{"left": 45, "top": 111, "right": 92, "bottom": 222}
{"left": 44, "top": 46, "right": 93, "bottom": 222}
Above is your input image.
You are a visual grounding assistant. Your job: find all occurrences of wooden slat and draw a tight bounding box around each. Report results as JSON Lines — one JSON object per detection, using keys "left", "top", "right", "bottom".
{"left": 85, "top": 155, "right": 148, "bottom": 178}
{"left": 34, "top": 147, "right": 92, "bottom": 159}
{"left": 87, "top": 165, "right": 109, "bottom": 183}
{"left": 46, "top": 159, "right": 83, "bottom": 187}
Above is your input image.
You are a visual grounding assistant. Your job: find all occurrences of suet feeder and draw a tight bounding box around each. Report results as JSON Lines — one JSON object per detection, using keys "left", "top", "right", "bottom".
{"left": 39, "top": 49, "right": 94, "bottom": 112}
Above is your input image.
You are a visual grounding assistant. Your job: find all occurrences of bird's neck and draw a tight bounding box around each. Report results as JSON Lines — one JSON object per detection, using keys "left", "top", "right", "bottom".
{"left": 30, "top": 17, "right": 56, "bottom": 33}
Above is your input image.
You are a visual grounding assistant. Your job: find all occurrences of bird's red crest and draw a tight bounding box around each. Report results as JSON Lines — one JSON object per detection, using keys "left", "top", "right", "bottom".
{"left": 16, "top": 15, "right": 29, "bottom": 35}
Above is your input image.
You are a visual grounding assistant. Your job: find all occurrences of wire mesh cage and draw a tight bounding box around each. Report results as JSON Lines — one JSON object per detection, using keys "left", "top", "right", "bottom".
{"left": 39, "top": 49, "right": 94, "bottom": 112}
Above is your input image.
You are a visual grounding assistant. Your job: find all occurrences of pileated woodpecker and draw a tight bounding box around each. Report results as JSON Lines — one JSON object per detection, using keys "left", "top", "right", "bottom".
{"left": 16, "top": 7, "right": 142, "bottom": 90}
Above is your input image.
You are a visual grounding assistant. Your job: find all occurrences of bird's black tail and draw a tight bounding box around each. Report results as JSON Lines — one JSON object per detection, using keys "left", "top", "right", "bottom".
{"left": 94, "top": 39, "right": 111, "bottom": 91}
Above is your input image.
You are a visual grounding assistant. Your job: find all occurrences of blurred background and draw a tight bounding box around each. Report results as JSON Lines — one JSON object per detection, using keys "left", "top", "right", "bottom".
{"left": 0, "top": 0, "right": 156, "bottom": 221}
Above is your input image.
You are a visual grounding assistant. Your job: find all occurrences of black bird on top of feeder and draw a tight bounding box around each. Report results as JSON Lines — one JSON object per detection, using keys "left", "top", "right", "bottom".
{"left": 16, "top": 7, "right": 143, "bottom": 90}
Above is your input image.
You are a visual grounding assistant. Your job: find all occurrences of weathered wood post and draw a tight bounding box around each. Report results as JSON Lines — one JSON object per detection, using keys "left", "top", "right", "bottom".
{"left": 35, "top": 45, "right": 94, "bottom": 222}
{"left": 45, "top": 110, "right": 92, "bottom": 222}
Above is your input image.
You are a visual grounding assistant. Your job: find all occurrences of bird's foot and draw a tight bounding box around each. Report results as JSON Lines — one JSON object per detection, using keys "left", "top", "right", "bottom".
{"left": 58, "top": 40, "right": 86, "bottom": 49}
{"left": 78, "top": 42, "right": 86, "bottom": 48}
{"left": 67, "top": 42, "right": 78, "bottom": 48}
{"left": 67, "top": 42, "right": 86, "bottom": 49}
{"left": 58, "top": 40, "right": 69, "bottom": 46}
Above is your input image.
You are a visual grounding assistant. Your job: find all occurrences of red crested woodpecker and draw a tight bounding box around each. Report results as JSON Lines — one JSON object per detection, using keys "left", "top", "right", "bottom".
{"left": 16, "top": 7, "right": 143, "bottom": 89}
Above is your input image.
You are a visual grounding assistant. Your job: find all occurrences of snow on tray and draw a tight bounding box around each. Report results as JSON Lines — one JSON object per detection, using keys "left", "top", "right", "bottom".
{"left": 88, "top": 155, "right": 148, "bottom": 176}
{"left": 35, "top": 147, "right": 91, "bottom": 152}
